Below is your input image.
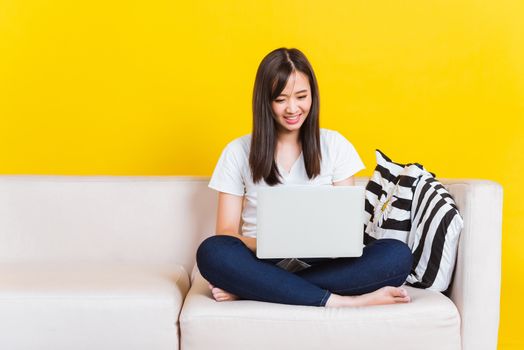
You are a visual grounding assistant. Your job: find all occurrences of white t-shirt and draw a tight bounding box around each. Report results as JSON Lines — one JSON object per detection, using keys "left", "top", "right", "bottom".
{"left": 208, "top": 128, "right": 365, "bottom": 238}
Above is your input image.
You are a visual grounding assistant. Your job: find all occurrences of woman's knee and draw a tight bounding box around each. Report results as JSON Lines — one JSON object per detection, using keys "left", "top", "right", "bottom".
{"left": 388, "top": 239, "right": 413, "bottom": 275}
{"left": 196, "top": 235, "right": 244, "bottom": 269}
{"left": 372, "top": 238, "right": 413, "bottom": 276}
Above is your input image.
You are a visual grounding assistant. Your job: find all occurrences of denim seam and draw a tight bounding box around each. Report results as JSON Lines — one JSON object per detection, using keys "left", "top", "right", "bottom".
{"left": 319, "top": 289, "right": 331, "bottom": 307}
{"left": 333, "top": 272, "right": 408, "bottom": 294}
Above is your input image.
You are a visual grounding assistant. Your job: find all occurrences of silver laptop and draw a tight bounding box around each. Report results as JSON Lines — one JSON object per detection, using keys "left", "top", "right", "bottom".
{"left": 256, "top": 185, "right": 365, "bottom": 259}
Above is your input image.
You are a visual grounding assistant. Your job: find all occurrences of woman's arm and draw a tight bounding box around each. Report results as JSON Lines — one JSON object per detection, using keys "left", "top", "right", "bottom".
{"left": 333, "top": 176, "right": 355, "bottom": 186}
{"left": 216, "top": 192, "right": 257, "bottom": 253}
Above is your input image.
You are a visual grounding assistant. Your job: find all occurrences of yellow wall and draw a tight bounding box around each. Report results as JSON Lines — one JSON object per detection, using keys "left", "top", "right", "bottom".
{"left": 1, "top": 0, "right": 522, "bottom": 347}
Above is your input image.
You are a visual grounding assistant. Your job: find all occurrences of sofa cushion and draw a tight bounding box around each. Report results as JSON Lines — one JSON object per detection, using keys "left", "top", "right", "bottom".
{"left": 180, "top": 271, "right": 461, "bottom": 350}
{"left": 0, "top": 263, "right": 190, "bottom": 350}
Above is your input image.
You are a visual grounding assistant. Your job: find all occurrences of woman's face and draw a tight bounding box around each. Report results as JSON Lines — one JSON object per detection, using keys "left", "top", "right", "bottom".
{"left": 271, "top": 70, "right": 312, "bottom": 135}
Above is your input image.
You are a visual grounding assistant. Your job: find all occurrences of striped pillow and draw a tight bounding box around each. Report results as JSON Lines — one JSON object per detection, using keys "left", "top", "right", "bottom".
{"left": 364, "top": 150, "right": 431, "bottom": 242}
{"left": 364, "top": 150, "right": 463, "bottom": 291}
{"left": 406, "top": 175, "right": 463, "bottom": 291}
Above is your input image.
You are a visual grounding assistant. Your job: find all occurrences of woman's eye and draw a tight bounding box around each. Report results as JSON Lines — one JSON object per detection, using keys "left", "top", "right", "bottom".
{"left": 275, "top": 99, "right": 285, "bottom": 103}
{"left": 298, "top": 95, "right": 307, "bottom": 99}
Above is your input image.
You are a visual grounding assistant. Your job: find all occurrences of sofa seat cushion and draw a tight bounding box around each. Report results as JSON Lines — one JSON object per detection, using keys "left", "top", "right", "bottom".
{"left": 0, "top": 263, "right": 190, "bottom": 350}
{"left": 180, "top": 271, "right": 461, "bottom": 350}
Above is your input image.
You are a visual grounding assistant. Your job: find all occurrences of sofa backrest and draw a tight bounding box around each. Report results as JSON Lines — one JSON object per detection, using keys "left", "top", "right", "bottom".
{"left": 0, "top": 176, "right": 216, "bottom": 274}
{"left": 0, "top": 175, "right": 488, "bottom": 282}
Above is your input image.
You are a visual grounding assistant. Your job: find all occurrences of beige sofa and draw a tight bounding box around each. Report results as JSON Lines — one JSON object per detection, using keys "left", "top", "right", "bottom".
{"left": 0, "top": 176, "right": 502, "bottom": 350}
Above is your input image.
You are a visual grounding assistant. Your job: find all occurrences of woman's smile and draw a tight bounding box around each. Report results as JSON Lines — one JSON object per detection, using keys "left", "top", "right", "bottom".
{"left": 284, "top": 113, "right": 302, "bottom": 124}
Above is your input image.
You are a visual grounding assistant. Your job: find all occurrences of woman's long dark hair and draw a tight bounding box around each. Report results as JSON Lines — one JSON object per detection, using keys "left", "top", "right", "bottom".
{"left": 249, "top": 48, "right": 321, "bottom": 185}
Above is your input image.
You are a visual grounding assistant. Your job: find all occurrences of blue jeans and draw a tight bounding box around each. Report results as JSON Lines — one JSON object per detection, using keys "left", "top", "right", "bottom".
{"left": 196, "top": 235, "right": 413, "bottom": 307}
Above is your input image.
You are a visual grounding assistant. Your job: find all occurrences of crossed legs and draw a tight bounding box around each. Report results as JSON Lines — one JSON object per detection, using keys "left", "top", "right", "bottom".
{"left": 196, "top": 235, "right": 413, "bottom": 307}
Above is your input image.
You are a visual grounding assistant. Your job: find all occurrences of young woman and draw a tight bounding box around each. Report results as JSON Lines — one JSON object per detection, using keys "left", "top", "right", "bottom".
{"left": 196, "top": 48, "right": 413, "bottom": 307}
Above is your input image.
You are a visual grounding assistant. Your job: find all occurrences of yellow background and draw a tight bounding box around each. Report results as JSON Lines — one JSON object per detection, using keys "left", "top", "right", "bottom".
{"left": 1, "top": 0, "right": 522, "bottom": 348}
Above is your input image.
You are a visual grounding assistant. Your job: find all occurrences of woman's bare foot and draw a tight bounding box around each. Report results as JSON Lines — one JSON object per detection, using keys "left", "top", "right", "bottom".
{"left": 325, "top": 286, "right": 411, "bottom": 308}
{"left": 208, "top": 283, "right": 239, "bottom": 302}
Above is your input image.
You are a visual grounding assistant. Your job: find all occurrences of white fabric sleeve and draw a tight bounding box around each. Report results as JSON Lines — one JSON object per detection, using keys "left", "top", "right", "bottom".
{"left": 332, "top": 131, "right": 365, "bottom": 182}
{"left": 208, "top": 141, "right": 245, "bottom": 196}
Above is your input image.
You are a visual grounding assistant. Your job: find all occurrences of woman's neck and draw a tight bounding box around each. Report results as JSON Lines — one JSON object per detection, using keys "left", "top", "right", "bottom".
{"left": 276, "top": 129, "right": 301, "bottom": 147}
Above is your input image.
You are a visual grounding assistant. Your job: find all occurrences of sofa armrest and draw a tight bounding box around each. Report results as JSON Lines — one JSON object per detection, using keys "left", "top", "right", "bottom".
{"left": 444, "top": 180, "right": 503, "bottom": 350}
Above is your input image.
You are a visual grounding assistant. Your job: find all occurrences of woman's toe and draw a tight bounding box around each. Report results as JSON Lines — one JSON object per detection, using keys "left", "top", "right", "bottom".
{"left": 395, "top": 295, "right": 411, "bottom": 303}
{"left": 391, "top": 287, "right": 407, "bottom": 297}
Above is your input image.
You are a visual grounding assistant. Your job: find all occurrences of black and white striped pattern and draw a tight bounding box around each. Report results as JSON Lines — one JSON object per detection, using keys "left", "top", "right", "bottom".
{"left": 364, "top": 150, "right": 430, "bottom": 243}
{"left": 364, "top": 150, "right": 463, "bottom": 291}
{"left": 406, "top": 175, "right": 463, "bottom": 291}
